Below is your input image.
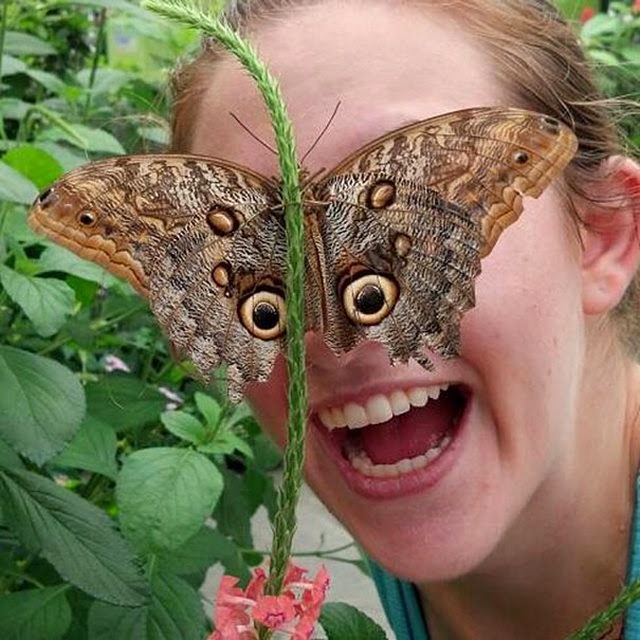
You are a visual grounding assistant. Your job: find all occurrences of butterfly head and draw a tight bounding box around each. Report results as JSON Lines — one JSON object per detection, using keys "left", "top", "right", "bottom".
{"left": 28, "top": 178, "right": 150, "bottom": 295}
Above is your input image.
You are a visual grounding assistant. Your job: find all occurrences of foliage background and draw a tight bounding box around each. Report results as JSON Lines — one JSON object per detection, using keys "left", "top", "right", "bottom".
{"left": 0, "top": 1, "right": 637, "bottom": 639}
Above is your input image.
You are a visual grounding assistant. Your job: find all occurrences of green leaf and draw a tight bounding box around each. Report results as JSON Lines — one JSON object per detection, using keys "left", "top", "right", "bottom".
{"left": 197, "top": 430, "right": 254, "bottom": 459}
{"left": 87, "top": 600, "right": 147, "bottom": 640}
{"left": 24, "top": 69, "right": 68, "bottom": 95}
{"left": 87, "top": 570, "right": 206, "bottom": 640}
{"left": 85, "top": 375, "right": 166, "bottom": 433}
{"left": 4, "top": 32, "right": 56, "bottom": 56}
{"left": 1, "top": 54, "right": 27, "bottom": 76}
{"left": 52, "top": 415, "right": 118, "bottom": 480}
{"left": 0, "top": 161, "right": 38, "bottom": 204}
{"left": 76, "top": 67, "right": 131, "bottom": 94}
{"left": 37, "top": 245, "right": 119, "bottom": 287}
{"left": 0, "top": 265, "right": 76, "bottom": 337}
{"left": 137, "top": 126, "right": 169, "bottom": 145}
{"left": 194, "top": 392, "right": 221, "bottom": 426}
{"left": 156, "top": 524, "right": 250, "bottom": 583}
{"left": 0, "top": 467, "right": 148, "bottom": 605}
{"left": 581, "top": 14, "right": 620, "bottom": 39}
{"left": 319, "top": 603, "right": 388, "bottom": 640}
{"left": 0, "top": 438, "right": 25, "bottom": 470}
{"left": 117, "top": 448, "right": 223, "bottom": 553}
{"left": 212, "top": 468, "right": 253, "bottom": 548}
{"left": 160, "top": 410, "right": 207, "bottom": 444}
{"left": 38, "top": 123, "right": 125, "bottom": 155}
{"left": 0, "top": 346, "right": 84, "bottom": 465}
{"left": 147, "top": 570, "right": 207, "bottom": 640}
{"left": 2, "top": 146, "right": 62, "bottom": 191}
{"left": 0, "top": 97, "right": 31, "bottom": 120}
{"left": 35, "top": 142, "right": 87, "bottom": 172}
{"left": 0, "top": 585, "right": 72, "bottom": 640}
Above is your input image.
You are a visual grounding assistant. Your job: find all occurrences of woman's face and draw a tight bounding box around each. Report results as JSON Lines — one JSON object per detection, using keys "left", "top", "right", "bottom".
{"left": 190, "top": 1, "right": 585, "bottom": 582}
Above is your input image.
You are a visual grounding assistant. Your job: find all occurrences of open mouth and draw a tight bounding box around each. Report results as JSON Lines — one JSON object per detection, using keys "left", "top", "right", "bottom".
{"left": 314, "top": 383, "right": 468, "bottom": 492}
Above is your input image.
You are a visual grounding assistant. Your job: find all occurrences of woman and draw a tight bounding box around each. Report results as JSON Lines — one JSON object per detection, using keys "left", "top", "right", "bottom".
{"left": 171, "top": 1, "right": 640, "bottom": 637}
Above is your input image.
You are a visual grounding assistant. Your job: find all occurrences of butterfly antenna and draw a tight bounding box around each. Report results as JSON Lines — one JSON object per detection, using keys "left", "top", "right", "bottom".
{"left": 229, "top": 112, "right": 277, "bottom": 155}
{"left": 300, "top": 101, "right": 342, "bottom": 165}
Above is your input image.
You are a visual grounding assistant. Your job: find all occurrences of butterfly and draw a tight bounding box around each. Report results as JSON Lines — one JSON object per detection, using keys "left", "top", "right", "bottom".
{"left": 28, "top": 107, "right": 578, "bottom": 400}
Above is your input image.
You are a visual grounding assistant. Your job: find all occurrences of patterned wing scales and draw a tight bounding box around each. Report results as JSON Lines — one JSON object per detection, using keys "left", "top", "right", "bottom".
{"left": 28, "top": 154, "right": 287, "bottom": 400}
{"left": 315, "top": 107, "right": 578, "bottom": 367}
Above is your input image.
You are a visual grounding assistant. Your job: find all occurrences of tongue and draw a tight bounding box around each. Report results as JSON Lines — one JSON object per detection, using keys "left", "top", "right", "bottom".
{"left": 353, "top": 393, "right": 458, "bottom": 465}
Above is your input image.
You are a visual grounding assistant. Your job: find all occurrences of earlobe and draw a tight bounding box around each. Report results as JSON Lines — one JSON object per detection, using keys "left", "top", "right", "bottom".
{"left": 581, "top": 157, "right": 640, "bottom": 316}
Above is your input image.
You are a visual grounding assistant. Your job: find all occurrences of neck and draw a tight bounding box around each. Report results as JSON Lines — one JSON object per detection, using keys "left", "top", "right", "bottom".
{"left": 419, "top": 344, "right": 640, "bottom": 640}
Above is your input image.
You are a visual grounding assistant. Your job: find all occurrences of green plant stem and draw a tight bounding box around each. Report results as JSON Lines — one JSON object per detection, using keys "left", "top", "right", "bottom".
{"left": 143, "top": 0, "right": 307, "bottom": 605}
{"left": 83, "top": 8, "right": 107, "bottom": 117}
{"left": 0, "top": 0, "right": 9, "bottom": 81}
{"left": 568, "top": 578, "right": 640, "bottom": 640}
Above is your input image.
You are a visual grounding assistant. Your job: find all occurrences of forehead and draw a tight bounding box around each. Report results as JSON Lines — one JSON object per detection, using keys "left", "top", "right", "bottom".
{"left": 190, "top": 1, "right": 508, "bottom": 173}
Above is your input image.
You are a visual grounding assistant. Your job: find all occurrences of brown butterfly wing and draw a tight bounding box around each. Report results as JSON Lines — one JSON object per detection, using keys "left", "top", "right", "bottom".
{"left": 28, "top": 155, "right": 288, "bottom": 400}
{"left": 314, "top": 107, "right": 578, "bottom": 367}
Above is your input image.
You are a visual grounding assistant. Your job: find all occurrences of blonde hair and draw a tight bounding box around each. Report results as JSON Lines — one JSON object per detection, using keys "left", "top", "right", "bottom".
{"left": 169, "top": 0, "right": 640, "bottom": 351}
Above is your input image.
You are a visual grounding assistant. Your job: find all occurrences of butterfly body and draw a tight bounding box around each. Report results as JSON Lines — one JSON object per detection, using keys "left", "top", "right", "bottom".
{"left": 28, "top": 107, "right": 578, "bottom": 400}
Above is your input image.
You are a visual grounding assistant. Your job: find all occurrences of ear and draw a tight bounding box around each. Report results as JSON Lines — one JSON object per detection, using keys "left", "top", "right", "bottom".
{"left": 581, "top": 157, "right": 640, "bottom": 316}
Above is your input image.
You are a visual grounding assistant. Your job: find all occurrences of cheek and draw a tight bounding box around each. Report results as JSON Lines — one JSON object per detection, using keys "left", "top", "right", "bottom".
{"left": 245, "top": 354, "right": 289, "bottom": 449}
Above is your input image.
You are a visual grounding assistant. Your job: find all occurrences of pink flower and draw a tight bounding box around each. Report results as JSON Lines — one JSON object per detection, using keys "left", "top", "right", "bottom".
{"left": 104, "top": 354, "right": 130, "bottom": 373}
{"left": 253, "top": 595, "right": 296, "bottom": 628}
{"left": 633, "top": 0, "right": 640, "bottom": 12}
{"left": 208, "top": 563, "right": 330, "bottom": 638}
{"left": 580, "top": 6, "right": 596, "bottom": 22}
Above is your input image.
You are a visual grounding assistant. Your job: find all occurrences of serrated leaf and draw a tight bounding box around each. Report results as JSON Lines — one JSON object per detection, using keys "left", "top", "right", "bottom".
{"left": 52, "top": 415, "right": 118, "bottom": 479}
{"left": 0, "top": 346, "right": 84, "bottom": 465}
{"left": 194, "top": 392, "right": 221, "bottom": 426}
{"left": 2, "top": 146, "right": 62, "bottom": 190}
{"left": 156, "top": 525, "right": 250, "bottom": 583}
{"left": 0, "top": 438, "right": 25, "bottom": 470}
{"left": 0, "top": 265, "right": 76, "bottom": 337}
{"left": 85, "top": 375, "right": 166, "bottom": 433}
{"left": 213, "top": 468, "right": 253, "bottom": 548}
{"left": 0, "top": 467, "right": 148, "bottom": 605}
{"left": 87, "top": 600, "right": 147, "bottom": 640}
{"left": 117, "top": 448, "right": 223, "bottom": 554}
{"left": 319, "top": 603, "right": 388, "bottom": 640}
{"left": 147, "top": 570, "right": 207, "bottom": 640}
{"left": 4, "top": 32, "right": 56, "bottom": 56}
{"left": 38, "top": 123, "right": 125, "bottom": 155}
{"left": 0, "top": 585, "right": 72, "bottom": 640}
{"left": 37, "top": 245, "right": 119, "bottom": 287}
{"left": 87, "top": 569, "right": 206, "bottom": 640}
{"left": 160, "top": 410, "right": 207, "bottom": 444}
{"left": 0, "top": 161, "right": 38, "bottom": 204}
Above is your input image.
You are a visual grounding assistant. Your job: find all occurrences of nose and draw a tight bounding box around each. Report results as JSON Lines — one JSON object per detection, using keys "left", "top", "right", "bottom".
{"left": 304, "top": 331, "right": 390, "bottom": 374}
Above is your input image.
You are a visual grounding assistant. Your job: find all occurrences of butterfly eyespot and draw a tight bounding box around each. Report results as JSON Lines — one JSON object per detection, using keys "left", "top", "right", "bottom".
{"left": 238, "top": 288, "right": 286, "bottom": 340}
{"left": 514, "top": 151, "right": 530, "bottom": 165}
{"left": 367, "top": 180, "right": 397, "bottom": 209}
{"left": 207, "top": 207, "right": 240, "bottom": 236}
{"left": 342, "top": 273, "right": 399, "bottom": 326}
{"left": 77, "top": 211, "right": 97, "bottom": 227}
{"left": 37, "top": 186, "right": 57, "bottom": 208}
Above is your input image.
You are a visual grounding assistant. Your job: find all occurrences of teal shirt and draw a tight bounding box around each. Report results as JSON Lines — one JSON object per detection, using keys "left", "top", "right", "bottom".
{"left": 370, "top": 476, "right": 640, "bottom": 639}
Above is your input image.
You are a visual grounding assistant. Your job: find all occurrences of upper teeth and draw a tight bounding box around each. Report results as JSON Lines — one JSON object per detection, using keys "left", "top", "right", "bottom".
{"left": 318, "top": 384, "right": 450, "bottom": 430}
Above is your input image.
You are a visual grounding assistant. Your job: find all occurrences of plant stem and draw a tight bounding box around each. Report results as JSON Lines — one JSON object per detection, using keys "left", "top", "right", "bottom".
{"left": 143, "top": 0, "right": 307, "bottom": 601}
{"left": 568, "top": 578, "right": 640, "bottom": 640}
{"left": 0, "top": 0, "right": 9, "bottom": 81}
{"left": 84, "top": 8, "right": 107, "bottom": 117}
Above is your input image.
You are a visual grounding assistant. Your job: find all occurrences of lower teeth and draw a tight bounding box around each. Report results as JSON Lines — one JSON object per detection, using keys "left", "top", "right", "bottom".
{"left": 347, "top": 434, "right": 452, "bottom": 478}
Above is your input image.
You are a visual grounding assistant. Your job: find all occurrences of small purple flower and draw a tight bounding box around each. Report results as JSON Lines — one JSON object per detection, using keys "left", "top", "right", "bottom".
{"left": 104, "top": 354, "right": 131, "bottom": 373}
